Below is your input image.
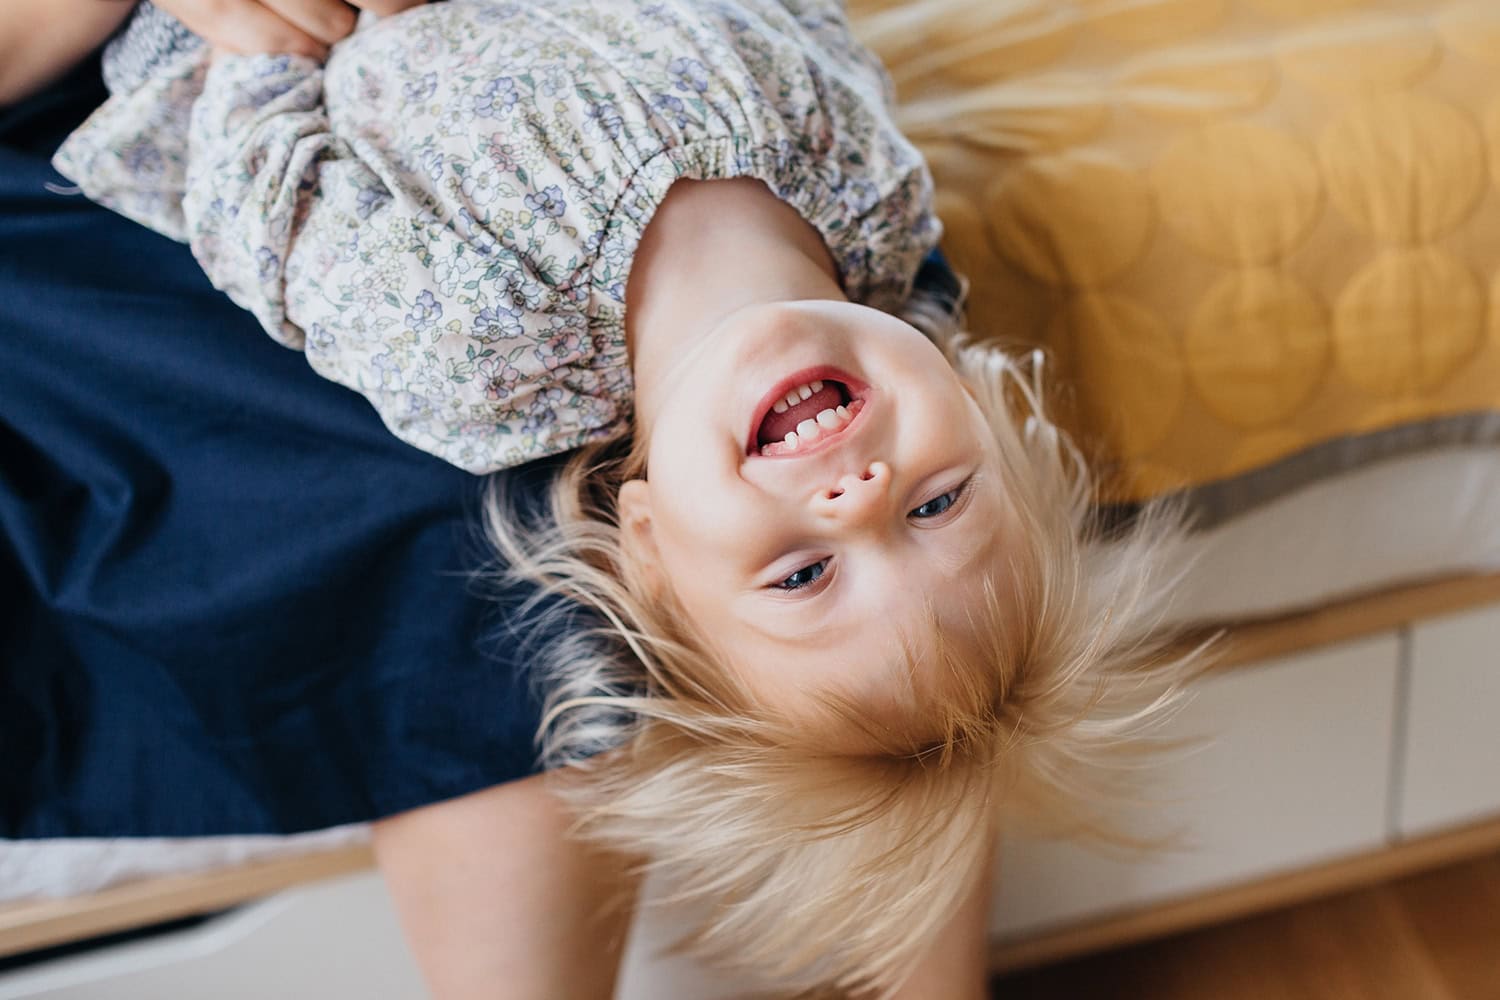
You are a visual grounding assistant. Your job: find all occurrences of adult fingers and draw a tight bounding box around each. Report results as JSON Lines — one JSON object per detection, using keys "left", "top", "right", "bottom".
{"left": 154, "top": 0, "right": 327, "bottom": 59}
{"left": 258, "top": 0, "right": 358, "bottom": 46}
{"left": 348, "top": 0, "right": 427, "bottom": 18}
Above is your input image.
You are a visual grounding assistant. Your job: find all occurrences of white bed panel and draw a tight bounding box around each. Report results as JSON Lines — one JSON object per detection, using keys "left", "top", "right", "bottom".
{"left": 1397, "top": 604, "right": 1500, "bottom": 838}
{"left": 0, "top": 873, "right": 421, "bottom": 1000}
{"left": 989, "top": 634, "right": 1399, "bottom": 938}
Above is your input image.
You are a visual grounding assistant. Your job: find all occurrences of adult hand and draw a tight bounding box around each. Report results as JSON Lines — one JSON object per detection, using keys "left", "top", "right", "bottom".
{"left": 348, "top": 0, "right": 428, "bottom": 15}
{"left": 153, "top": 0, "right": 427, "bottom": 59}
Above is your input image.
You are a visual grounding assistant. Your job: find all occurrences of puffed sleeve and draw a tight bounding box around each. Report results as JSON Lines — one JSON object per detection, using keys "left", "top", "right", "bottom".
{"left": 178, "top": 52, "right": 621, "bottom": 474}
{"left": 180, "top": 54, "right": 333, "bottom": 349}
{"left": 57, "top": 22, "right": 627, "bottom": 475}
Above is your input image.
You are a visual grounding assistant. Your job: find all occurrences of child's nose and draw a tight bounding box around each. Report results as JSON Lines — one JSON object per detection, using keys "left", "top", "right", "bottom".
{"left": 814, "top": 461, "right": 892, "bottom": 526}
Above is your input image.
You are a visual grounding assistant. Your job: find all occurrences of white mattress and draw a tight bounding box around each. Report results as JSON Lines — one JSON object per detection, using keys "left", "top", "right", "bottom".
{"left": 1163, "top": 446, "right": 1500, "bottom": 627}
{"left": 5, "top": 446, "right": 1498, "bottom": 907}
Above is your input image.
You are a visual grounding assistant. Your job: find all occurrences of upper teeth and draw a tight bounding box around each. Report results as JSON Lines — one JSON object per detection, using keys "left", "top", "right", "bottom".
{"left": 771, "top": 380, "right": 824, "bottom": 414}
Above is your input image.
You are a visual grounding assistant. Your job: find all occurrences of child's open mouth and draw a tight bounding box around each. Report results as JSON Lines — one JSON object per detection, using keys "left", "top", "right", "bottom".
{"left": 748, "top": 368, "right": 869, "bottom": 458}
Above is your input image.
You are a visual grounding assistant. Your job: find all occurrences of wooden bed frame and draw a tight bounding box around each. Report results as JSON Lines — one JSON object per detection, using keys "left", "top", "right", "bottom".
{"left": 4, "top": 571, "right": 1500, "bottom": 968}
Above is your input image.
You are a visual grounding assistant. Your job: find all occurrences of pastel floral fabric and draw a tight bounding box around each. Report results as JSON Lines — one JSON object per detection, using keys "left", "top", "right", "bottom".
{"left": 54, "top": 0, "right": 939, "bottom": 473}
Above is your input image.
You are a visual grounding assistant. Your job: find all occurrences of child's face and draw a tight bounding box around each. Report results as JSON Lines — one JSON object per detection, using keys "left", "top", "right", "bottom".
{"left": 621, "top": 300, "right": 1016, "bottom": 721}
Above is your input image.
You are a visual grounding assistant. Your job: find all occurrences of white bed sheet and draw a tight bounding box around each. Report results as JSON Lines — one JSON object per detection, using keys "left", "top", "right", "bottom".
{"left": 5, "top": 447, "right": 1498, "bottom": 907}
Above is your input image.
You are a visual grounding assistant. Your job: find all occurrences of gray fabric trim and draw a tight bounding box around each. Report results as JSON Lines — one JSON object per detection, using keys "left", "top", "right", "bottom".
{"left": 1107, "top": 410, "right": 1500, "bottom": 531}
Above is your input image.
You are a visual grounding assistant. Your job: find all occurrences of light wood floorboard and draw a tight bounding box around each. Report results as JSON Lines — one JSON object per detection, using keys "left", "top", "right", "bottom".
{"left": 990, "top": 852, "right": 1500, "bottom": 999}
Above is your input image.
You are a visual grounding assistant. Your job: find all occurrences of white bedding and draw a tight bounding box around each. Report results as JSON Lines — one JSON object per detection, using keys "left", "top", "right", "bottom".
{"left": 6, "top": 447, "right": 1498, "bottom": 906}
{"left": 0, "top": 827, "right": 367, "bottom": 905}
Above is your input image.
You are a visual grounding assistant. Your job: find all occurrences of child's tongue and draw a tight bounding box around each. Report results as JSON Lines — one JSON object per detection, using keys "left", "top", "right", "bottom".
{"left": 757, "top": 383, "right": 844, "bottom": 446}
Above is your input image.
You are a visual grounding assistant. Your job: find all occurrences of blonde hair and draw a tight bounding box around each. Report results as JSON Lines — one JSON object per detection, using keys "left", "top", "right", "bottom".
{"left": 483, "top": 292, "right": 1200, "bottom": 997}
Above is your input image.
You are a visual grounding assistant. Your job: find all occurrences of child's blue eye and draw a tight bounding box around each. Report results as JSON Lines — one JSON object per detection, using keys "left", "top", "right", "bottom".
{"left": 910, "top": 487, "right": 961, "bottom": 519}
{"left": 775, "top": 560, "right": 827, "bottom": 591}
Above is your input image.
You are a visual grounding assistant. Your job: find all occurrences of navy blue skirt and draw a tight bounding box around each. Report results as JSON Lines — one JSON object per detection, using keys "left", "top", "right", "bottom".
{"left": 0, "top": 58, "right": 552, "bottom": 837}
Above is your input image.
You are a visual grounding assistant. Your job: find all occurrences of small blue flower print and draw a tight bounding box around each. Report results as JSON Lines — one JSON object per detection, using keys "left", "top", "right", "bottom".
{"left": 473, "top": 77, "right": 518, "bottom": 118}
{"left": 523, "top": 185, "right": 567, "bottom": 219}
{"left": 598, "top": 233, "right": 630, "bottom": 269}
{"left": 522, "top": 406, "right": 559, "bottom": 436}
{"left": 843, "top": 178, "right": 881, "bottom": 216}
{"left": 668, "top": 57, "right": 710, "bottom": 94}
{"left": 650, "top": 93, "right": 689, "bottom": 129}
{"left": 841, "top": 244, "right": 873, "bottom": 283}
{"left": 255, "top": 247, "right": 279, "bottom": 281}
{"left": 495, "top": 269, "right": 545, "bottom": 310}
{"left": 307, "top": 323, "right": 335, "bottom": 352}
{"left": 248, "top": 75, "right": 299, "bottom": 106}
{"left": 474, "top": 304, "right": 524, "bottom": 340}
{"left": 122, "top": 139, "right": 164, "bottom": 178}
{"left": 254, "top": 55, "right": 293, "bottom": 78}
{"left": 407, "top": 289, "right": 443, "bottom": 331}
{"left": 450, "top": 209, "right": 500, "bottom": 256}
{"left": 584, "top": 101, "right": 624, "bottom": 140}
{"left": 371, "top": 348, "right": 401, "bottom": 387}
{"left": 355, "top": 185, "right": 388, "bottom": 220}
{"left": 537, "top": 67, "right": 569, "bottom": 98}
{"left": 403, "top": 71, "right": 438, "bottom": 103}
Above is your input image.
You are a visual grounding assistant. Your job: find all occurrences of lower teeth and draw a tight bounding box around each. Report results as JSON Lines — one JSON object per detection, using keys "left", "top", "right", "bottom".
{"left": 759, "top": 398, "right": 862, "bottom": 456}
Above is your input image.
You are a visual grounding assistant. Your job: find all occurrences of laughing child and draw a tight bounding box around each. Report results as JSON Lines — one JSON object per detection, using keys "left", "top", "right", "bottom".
{"left": 51, "top": 0, "right": 1193, "bottom": 994}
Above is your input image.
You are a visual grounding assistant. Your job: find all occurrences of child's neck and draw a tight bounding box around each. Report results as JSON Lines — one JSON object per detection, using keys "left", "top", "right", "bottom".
{"left": 625, "top": 177, "right": 844, "bottom": 418}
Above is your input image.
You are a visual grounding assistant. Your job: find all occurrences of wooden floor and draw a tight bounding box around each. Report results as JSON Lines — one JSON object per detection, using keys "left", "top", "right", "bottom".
{"left": 991, "top": 852, "right": 1500, "bottom": 999}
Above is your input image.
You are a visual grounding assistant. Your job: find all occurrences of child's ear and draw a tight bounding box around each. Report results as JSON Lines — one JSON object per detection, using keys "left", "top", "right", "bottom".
{"left": 617, "top": 478, "right": 665, "bottom": 597}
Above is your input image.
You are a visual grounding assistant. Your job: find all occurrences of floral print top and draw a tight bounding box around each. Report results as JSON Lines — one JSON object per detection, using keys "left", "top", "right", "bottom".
{"left": 53, "top": 0, "right": 939, "bottom": 473}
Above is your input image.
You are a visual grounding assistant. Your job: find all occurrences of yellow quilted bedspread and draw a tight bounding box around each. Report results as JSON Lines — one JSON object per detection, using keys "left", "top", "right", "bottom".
{"left": 851, "top": 0, "right": 1500, "bottom": 503}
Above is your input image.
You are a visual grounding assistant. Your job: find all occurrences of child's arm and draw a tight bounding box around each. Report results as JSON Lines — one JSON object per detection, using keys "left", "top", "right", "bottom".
{"left": 0, "top": 0, "right": 135, "bottom": 105}
{"left": 372, "top": 775, "right": 638, "bottom": 1000}
{"left": 890, "top": 846, "right": 995, "bottom": 1000}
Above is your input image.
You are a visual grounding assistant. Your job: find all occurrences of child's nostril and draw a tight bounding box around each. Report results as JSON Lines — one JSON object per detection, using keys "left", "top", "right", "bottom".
{"left": 859, "top": 470, "right": 874, "bottom": 481}
{"left": 826, "top": 488, "right": 844, "bottom": 500}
